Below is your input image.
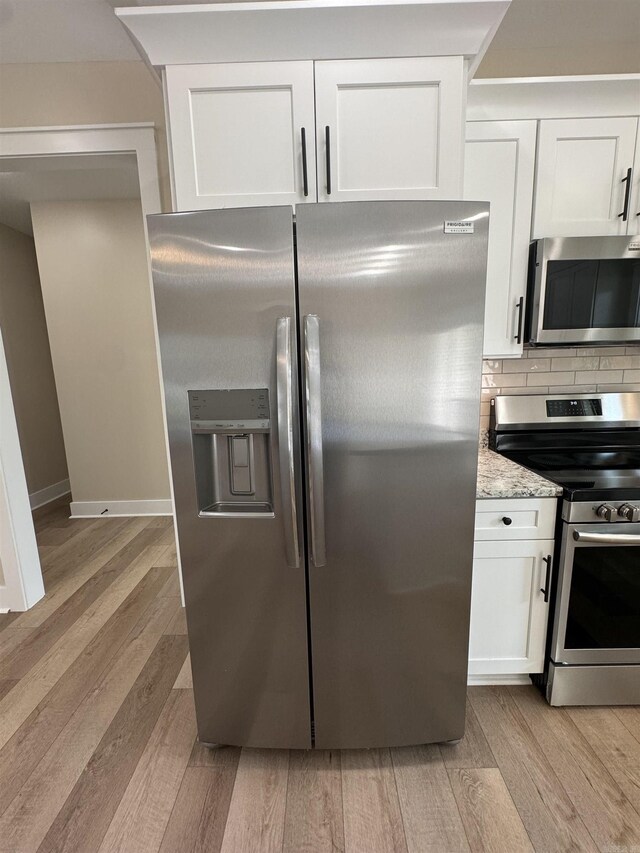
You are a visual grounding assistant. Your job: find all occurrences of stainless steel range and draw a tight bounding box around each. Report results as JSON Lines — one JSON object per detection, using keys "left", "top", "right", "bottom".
{"left": 490, "top": 391, "right": 640, "bottom": 706}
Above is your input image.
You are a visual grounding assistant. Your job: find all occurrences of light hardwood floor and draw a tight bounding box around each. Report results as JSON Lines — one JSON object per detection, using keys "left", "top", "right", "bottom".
{"left": 0, "top": 503, "right": 639, "bottom": 853}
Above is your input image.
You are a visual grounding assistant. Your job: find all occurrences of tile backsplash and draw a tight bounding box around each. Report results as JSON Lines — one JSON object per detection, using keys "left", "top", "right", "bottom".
{"left": 480, "top": 345, "right": 640, "bottom": 432}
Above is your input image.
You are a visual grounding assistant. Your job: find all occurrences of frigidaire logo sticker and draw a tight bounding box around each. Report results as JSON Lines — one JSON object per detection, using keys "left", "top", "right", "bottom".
{"left": 629, "top": 241, "right": 640, "bottom": 251}
{"left": 444, "top": 220, "right": 474, "bottom": 234}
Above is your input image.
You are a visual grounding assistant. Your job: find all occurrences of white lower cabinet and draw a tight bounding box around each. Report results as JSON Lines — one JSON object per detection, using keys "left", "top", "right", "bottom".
{"left": 469, "top": 498, "right": 556, "bottom": 678}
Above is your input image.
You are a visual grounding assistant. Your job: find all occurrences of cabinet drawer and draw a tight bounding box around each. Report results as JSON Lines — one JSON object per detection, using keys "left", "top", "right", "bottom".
{"left": 475, "top": 498, "right": 557, "bottom": 541}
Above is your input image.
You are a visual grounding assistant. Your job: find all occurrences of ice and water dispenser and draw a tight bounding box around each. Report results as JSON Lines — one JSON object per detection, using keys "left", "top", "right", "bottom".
{"left": 189, "top": 389, "right": 273, "bottom": 515}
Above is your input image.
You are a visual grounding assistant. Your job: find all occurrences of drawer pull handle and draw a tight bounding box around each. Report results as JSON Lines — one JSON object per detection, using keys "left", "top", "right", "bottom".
{"left": 502, "top": 516, "right": 513, "bottom": 526}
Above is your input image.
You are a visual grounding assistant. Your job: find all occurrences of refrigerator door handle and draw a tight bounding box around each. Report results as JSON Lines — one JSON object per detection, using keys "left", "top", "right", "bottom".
{"left": 276, "top": 317, "right": 300, "bottom": 568}
{"left": 304, "top": 314, "right": 327, "bottom": 566}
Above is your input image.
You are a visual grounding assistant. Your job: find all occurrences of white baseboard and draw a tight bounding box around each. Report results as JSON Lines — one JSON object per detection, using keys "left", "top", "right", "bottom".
{"left": 70, "top": 499, "right": 173, "bottom": 518}
{"left": 467, "top": 674, "right": 532, "bottom": 686}
{"left": 29, "top": 479, "right": 71, "bottom": 510}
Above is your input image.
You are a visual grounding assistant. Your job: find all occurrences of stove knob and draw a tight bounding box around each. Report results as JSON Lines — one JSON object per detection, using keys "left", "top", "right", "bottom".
{"left": 618, "top": 504, "right": 640, "bottom": 522}
{"left": 596, "top": 504, "right": 617, "bottom": 522}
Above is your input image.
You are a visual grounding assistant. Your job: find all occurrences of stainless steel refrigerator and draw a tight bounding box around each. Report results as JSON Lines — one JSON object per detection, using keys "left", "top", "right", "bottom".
{"left": 148, "top": 201, "right": 488, "bottom": 750}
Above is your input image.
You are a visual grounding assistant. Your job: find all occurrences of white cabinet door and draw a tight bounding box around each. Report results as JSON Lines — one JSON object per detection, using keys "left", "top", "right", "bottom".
{"left": 629, "top": 125, "right": 640, "bottom": 236}
{"left": 532, "top": 116, "right": 639, "bottom": 237}
{"left": 314, "top": 57, "right": 464, "bottom": 202}
{"left": 469, "top": 539, "right": 554, "bottom": 675}
{"left": 165, "top": 62, "right": 317, "bottom": 211}
{"left": 465, "top": 121, "right": 537, "bottom": 358}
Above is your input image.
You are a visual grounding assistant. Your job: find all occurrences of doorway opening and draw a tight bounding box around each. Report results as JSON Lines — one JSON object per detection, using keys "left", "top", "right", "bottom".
{"left": 0, "top": 125, "right": 170, "bottom": 612}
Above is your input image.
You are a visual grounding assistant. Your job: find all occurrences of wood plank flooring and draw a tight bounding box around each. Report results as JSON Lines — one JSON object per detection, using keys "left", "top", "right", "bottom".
{"left": 0, "top": 501, "right": 638, "bottom": 852}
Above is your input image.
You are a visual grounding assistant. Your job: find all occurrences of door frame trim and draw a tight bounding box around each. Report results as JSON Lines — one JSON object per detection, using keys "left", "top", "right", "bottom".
{"left": 0, "top": 123, "right": 171, "bottom": 611}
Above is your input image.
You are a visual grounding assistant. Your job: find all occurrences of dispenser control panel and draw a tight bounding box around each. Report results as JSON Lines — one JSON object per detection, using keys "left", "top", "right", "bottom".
{"left": 189, "top": 389, "right": 270, "bottom": 432}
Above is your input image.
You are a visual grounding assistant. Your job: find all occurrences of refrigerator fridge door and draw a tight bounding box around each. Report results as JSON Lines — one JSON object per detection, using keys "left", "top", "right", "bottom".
{"left": 296, "top": 201, "right": 489, "bottom": 748}
{"left": 148, "top": 207, "right": 311, "bottom": 748}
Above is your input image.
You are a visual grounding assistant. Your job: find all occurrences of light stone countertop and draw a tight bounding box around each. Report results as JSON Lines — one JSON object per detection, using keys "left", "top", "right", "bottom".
{"left": 476, "top": 444, "right": 563, "bottom": 500}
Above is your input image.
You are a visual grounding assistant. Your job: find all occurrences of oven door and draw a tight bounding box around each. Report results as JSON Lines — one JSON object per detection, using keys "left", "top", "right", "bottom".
{"left": 551, "top": 522, "right": 640, "bottom": 665}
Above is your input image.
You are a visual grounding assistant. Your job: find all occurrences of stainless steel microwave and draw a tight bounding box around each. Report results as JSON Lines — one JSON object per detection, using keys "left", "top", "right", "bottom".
{"left": 525, "top": 236, "right": 640, "bottom": 346}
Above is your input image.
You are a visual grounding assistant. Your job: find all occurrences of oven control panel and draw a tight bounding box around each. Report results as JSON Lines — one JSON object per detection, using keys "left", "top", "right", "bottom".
{"left": 546, "top": 399, "right": 603, "bottom": 417}
{"left": 596, "top": 502, "right": 640, "bottom": 522}
{"left": 563, "top": 501, "right": 640, "bottom": 523}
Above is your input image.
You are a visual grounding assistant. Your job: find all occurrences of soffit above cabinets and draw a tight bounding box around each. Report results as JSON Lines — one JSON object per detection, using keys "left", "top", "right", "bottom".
{"left": 115, "top": 0, "right": 511, "bottom": 77}
{"left": 467, "top": 74, "right": 640, "bottom": 121}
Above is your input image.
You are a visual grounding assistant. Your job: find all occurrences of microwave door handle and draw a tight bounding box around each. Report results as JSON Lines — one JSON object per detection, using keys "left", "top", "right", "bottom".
{"left": 618, "top": 167, "right": 632, "bottom": 222}
{"left": 573, "top": 530, "right": 640, "bottom": 545}
{"left": 276, "top": 317, "right": 300, "bottom": 568}
{"left": 304, "top": 314, "right": 327, "bottom": 567}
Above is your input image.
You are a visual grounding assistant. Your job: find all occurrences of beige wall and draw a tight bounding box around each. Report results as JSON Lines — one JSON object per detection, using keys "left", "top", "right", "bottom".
{"left": 0, "top": 222, "right": 68, "bottom": 495}
{"left": 0, "top": 61, "right": 171, "bottom": 211}
{"left": 30, "top": 199, "right": 170, "bottom": 503}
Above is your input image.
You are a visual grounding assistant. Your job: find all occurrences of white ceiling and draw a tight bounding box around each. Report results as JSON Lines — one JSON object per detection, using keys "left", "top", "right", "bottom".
{"left": 0, "top": 0, "right": 638, "bottom": 73}
{"left": 0, "top": 153, "right": 141, "bottom": 235}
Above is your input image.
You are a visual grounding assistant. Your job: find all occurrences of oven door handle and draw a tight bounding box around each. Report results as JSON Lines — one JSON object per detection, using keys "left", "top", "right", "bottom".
{"left": 573, "top": 530, "right": 640, "bottom": 545}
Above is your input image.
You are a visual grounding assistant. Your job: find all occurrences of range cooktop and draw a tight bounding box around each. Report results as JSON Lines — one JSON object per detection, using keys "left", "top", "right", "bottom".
{"left": 490, "top": 392, "right": 640, "bottom": 503}
{"left": 498, "top": 449, "right": 640, "bottom": 502}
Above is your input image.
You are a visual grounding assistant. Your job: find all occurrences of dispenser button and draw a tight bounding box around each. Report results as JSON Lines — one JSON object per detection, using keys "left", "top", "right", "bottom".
{"left": 232, "top": 436, "right": 249, "bottom": 467}
{"left": 230, "top": 435, "right": 253, "bottom": 494}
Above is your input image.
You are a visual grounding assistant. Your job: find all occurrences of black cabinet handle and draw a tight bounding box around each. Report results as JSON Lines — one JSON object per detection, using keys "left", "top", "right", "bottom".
{"left": 502, "top": 516, "right": 512, "bottom": 526}
{"left": 618, "top": 167, "right": 632, "bottom": 221}
{"left": 301, "top": 127, "right": 309, "bottom": 197}
{"left": 325, "top": 126, "right": 332, "bottom": 196}
{"left": 540, "top": 554, "right": 552, "bottom": 603}
{"left": 514, "top": 296, "right": 524, "bottom": 344}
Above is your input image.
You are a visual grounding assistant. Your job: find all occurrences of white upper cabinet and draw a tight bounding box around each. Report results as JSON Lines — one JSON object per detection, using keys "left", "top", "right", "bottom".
{"left": 630, "top": 126, "right": 640, "bottom": 235}
{"left": 314, "top": 57, "right": 464, "bottom": 202}
{"left": 165, "top": 62, "right": 317, "bottom": 211}
{"left": 532, "top": 116, "right": 640, "bottom": 238}
{"left": 465, "top": 120, "right": 537, "bottom": 359}
{"left": 164, "top": 57, "right": 465, "bottom": 211}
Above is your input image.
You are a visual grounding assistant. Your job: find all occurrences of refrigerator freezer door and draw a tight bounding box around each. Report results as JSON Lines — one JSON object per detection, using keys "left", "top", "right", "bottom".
{"left": 296, "top": 201, "right": 489, "bottom": 748}
{"left": 148, "top": 207, "right": 311, "bottom": 748}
